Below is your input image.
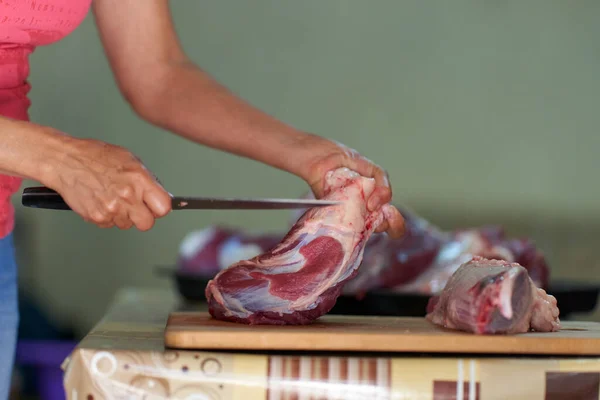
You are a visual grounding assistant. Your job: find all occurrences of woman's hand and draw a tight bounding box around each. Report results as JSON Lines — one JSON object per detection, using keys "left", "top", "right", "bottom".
{"left": 296, "top": 134, "right": 405, "bottom": 239}
{"left": 43, "top": 137, "right": 172, "bottom": 231}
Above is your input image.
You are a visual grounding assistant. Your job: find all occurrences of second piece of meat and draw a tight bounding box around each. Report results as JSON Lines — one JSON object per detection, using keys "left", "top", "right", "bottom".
{"left": 205, "top": 167, "right": 397, "bottom": 325}
{"left": 426, "top": 256, "right": 560, "bottom": 334}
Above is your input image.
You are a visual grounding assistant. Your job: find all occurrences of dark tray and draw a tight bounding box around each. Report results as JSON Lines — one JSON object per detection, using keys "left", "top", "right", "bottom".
{"left": 156, "top": 267, "right": 599, "bottom": 320}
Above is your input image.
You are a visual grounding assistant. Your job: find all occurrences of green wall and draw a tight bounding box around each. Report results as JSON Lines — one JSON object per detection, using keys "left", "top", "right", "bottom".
{"left": 14, "top": 1, "right": 600, "bottom": 335}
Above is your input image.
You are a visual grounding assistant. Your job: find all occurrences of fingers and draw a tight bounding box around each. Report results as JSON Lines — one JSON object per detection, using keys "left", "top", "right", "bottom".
{"left": 381, "top": 206, "right": 405, "bottom": 239}
{"left": 374, "top": 220, "right": 389, "bottom": 234}
{"left": 99, "top": 202, "right": 156, "bottom": 231}
{"left": 113, "top": 209, "right": 134, "bottom": 230}
{"left": 83, "top": 200, "right": 133, "bottom": 230}
{"left": 143, "top": 185, "right": 172, "bottom": 218}
{"left": 128, "top": 205, "right": 156, "bottom": 231}
{"left": 350, "top": 157, "right": 392, "bottom": 211}
{"left": 368, "top": 185, "right": 392, "bottom": 213}
{"left": 85, "top": 199, "right": 115, "bottom": 229}
{"left": 118, "top": 183, "right": 168, "bottom": 231}
{"left": 110, "top": 185, "right": 134, "bottom": 229}
{"left": 80, "top": 181, "right": 168, "bottom": 232}
{"left": 97, "top": 221, "right": 115, "bottom": 229}
{"left": 99, "top": 193, "right": 132, "bottom": 230}
{"left": 125, "top": 177, "right": 170, "bottom": 230}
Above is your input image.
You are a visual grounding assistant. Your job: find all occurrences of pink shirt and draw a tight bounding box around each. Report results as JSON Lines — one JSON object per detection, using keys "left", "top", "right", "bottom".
{"left": 0, "top": 0, "right": 91, "bottom": 237}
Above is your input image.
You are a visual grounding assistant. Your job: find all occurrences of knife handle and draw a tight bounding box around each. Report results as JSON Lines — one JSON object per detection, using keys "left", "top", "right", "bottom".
{"left": 21, "top": 186, "right": 72, "bottom": 210}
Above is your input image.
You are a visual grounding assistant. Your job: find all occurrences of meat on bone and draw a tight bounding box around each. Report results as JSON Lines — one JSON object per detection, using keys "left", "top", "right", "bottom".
{"left": 205, "top": 167, "right": 397, "bottom": 324}
{"left": 425, "top": 256, "right": 560, "bottom": 334}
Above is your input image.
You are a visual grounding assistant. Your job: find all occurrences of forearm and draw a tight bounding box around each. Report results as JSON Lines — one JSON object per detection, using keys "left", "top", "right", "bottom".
{"left": 0, "top": 116, "right": 69, "bottom": 183}
{"left": 135, "top": 62, "right": 315, "bottom": 180}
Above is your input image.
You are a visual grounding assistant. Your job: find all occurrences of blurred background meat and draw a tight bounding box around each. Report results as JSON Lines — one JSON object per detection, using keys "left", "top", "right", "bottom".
{"left": 176, "top": 205, "right": 551, "bottom": 299}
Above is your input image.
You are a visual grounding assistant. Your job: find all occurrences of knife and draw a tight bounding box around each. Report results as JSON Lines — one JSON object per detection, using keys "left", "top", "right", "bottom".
{"left": 21, "top": 186, "right": 341, "bottom": 211}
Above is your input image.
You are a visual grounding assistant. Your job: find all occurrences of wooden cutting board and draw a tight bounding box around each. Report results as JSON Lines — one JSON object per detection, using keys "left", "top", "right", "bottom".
{"left": 164, "top": 312, "right": 600, "bottom": 355}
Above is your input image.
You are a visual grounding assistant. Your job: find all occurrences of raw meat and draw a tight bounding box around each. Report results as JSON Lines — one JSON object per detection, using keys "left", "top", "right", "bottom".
{"left": 178, "top": 195, "right": 550, "bottom": 302}
{"left": 205, "top": 167, "right": 396, "bottom": 325}
{"left": 179, "top": 211, "right": 550, "bottom": 298}
{"left": 178, "top": 227, "right": 281, "bottom": 277}
{"left": 425, "top": 256, "right": 560, "bottom": 334}
{"left": 344, "top": 210, "right": 550, "bottom": 296}
{"left": 388, "top": 225, "right": 549, "bottom": 295}
{"left": 342, "top": 209, "right": 447, "bottom": 297}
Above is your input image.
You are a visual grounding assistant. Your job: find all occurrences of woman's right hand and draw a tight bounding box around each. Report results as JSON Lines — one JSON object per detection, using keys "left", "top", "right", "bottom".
{"left": 44, "top": 137, "right": 172, "bottom": 231}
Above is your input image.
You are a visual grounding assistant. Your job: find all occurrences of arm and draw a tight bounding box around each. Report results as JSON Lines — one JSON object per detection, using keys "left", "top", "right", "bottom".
{"left": 92, "top": 0, "right": 404, "bottom": 237}
{"left": 92, "top": 0, "right": 311, "bottom": 178}
{"left": 0, "top": 116, "right": 62, "bottom": 180}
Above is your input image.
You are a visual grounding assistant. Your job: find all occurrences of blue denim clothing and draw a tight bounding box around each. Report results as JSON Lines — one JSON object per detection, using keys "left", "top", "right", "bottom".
{"left": 0, "top": 233, "right": 18, "bottom": 400}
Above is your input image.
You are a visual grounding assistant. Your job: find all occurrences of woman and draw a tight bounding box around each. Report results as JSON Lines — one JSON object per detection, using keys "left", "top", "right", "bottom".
{"left": 0, "top": 0, "right": 405, "bottom": 396}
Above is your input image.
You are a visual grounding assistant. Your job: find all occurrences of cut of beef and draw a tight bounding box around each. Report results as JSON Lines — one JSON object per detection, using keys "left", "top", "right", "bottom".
{"left": 425, "top": 256, "right": 560, "bottom": 334}
{"left": 179, "top": 191, "right": 551, "bottom": 302}
{"left": 389, "top": 225, "right": 549, "bottom": 295}
{"left": 342, "top": 208, "right": 447, "bottom": 297}
{"left": 205, "top": 167, "right": 396, "bottom": 325}
{"left": 342, "top": 208, "right": 551, "bottom": 297}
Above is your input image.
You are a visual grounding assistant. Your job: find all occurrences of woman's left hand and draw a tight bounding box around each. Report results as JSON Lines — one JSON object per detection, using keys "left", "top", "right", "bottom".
{"left": 296, "top": 134, "right": 405, "bottom": 239}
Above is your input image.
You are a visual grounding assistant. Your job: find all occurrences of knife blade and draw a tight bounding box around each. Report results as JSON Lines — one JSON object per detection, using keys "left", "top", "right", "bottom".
{"left": 20, "top": 186, "right": 341, "bottom": 211}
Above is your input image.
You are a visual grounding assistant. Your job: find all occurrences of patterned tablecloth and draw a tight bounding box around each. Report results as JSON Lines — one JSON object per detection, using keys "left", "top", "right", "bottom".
{"left": 62, "top": 288, "right": 600, "bottom": 400}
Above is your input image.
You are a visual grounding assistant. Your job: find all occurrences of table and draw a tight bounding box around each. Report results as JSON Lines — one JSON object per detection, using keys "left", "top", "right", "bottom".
{"left": 63, "top": 287, "right": 600, "bottom": 399}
